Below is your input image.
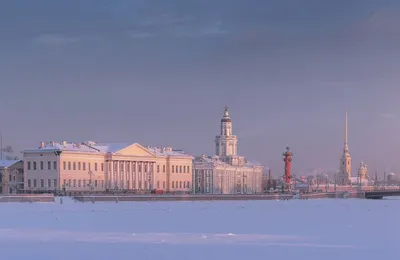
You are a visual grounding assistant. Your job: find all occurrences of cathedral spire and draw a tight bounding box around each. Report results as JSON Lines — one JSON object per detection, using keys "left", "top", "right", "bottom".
{"left": 345, "top": 109, "right": 348, "bottom": 144}
{"left": 343, "top": 109, "right": 349, "bottom": 153}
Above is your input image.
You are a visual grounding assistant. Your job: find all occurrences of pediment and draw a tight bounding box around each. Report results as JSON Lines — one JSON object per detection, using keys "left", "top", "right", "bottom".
{"left": 114, "top": 143, "right": 156, "bottom": 157}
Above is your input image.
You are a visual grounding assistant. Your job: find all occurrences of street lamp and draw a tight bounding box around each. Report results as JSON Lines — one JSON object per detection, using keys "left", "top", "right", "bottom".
{"left": 88, "top": 170, "right": 94, "bottom": 194}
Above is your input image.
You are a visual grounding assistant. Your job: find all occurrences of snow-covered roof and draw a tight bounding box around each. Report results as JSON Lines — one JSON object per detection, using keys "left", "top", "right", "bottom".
{"left": 146, "top": 146, "right": 193, "bottom": 158}
{"left": 194, "top": 155, "right": 263, "bottom": 169}
{"left": 22, "top": 141, "right": 192, "bottom": 158}
{"left": 0, "top": 160, "right": 21, "bottom": 168}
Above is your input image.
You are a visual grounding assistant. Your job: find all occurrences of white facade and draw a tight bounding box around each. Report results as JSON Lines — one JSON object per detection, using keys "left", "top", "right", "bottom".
{"left": 22, "top": 141, "right": 193, "bottom": 194}
{"left": 194, "top": 155, "right": 263, "bottom": 194}
{"left": 338, "top": 110, "right": 351, "bottom": 185}
{"left": 195, "top": 107, "right": 264, "bottom": 194}
{"left": 0, "top": 160, "right": 24, "bottom": 194}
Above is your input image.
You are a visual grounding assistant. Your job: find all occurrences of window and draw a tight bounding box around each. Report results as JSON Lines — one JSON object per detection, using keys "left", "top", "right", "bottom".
{"left": 9, "top": 175, "right": 11, "bottom": 181}
{"left": 53, "top": 161, "right": 57, "bottom": 170}
{"left": 95, "top": 163, "right": 98, "bottom": 171}
{"left": 78, "top": 180, "right": 81, "bottom": 187}
{"left": 180, "top": 181, "right": 182, "bottom": 188}
{"left": 28, "top": 179, "right": 31, "bottom": 188}
{"left": 144, "top": 164, "right": 148, "bottom": 172}
{"left": 47, "top": 161, "right": 51, "bottom": 170}
{"left": 172, "top": 166, "right": 174, "bottom": 173}
{"left": 157, "top": 165, "right": 160, "bottom": 173}
{"left": 54, "top": 179, "right": 57, "bottom": 188}
{"left": 176, "top": 166, "right": 179, "bottom": 173}
{"left": 163, "top": 165, "right": 165, "bottom": 173}
{"left": 73, "top": 162, "right": 76, "bottom": 170}
{"left": 180, "top": 166, "right": 182, "bottom": 173}
{"left": 138, "top": 164, "right": 142, "bottom": 172}
{"left": 63, "top": 161, "right": 66, "bottom": 170}
{"left": 172, "top": 182, "right": 174, "bottom": 188}
{"left": 48, "top": 179, "right": 51, "bottom": 188}
{"left": 40, "top": 179, "right": 44, "bottom": 188}
{"left": 133, "top": 163, "right": 136, "bottom": 172}
{"left": 95, "top": 180, "right": 98, "bottom": 187}
{"left": 187, "top": 181, "right": 190, "bottom": 189}
{"left": 73, "top": 179, "right": 76, "bottom": 187}
{"left": 68, "top": 179, "right": 72, "bottom": 187}
{"left": 78, "top": 162, "right": 81, "bottom": 170}
{"left": 101, "top": 163, "right": 104, "bottom": 171}
{"left": 83, "top": 162, "right": 86, "bottom": 171}
{"left": 33, "top": 162, "right": 37, "bottom": 170}
{"left": 157, "top": 181, "right": 160, "bottom": 189}
{"left": 68, "top": 162, "right": 71, "bottom": 170}
{"left": 101, "top": 180, "right": 104, "bottom": 188}
{"left": 40, "top": 161, "right": 44, "bottom": 170}
{"left": 83, "top": 180, "right": 87, "bottom": 187}
{"left": 33, "top": 179, "right": 37, "bottom": 187}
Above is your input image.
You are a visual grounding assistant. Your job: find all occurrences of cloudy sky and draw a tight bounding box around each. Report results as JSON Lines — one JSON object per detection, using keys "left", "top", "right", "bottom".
{"left": 1, "top": 0, "right": 400, "bottom": 175}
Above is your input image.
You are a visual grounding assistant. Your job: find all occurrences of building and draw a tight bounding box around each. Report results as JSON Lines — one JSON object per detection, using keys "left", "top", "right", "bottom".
{"left": 193, "top": 107, "right": 264, "bottom": 194}
{"left": 338, "top": 110, "right": 352, "bottom": 185}
{"left": 22, "top": 141, "right": 193, "bottom": 195}
{"left": 0, "top": 160, "right": 24, "bottom": 194}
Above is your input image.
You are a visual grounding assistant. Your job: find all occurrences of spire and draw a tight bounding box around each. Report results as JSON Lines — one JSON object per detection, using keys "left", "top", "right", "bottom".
{"left": 345, "top": 109, "right": 348, "bottom": 144}
{"left": 343, "top": 109, "right": 349, "bottom": 153}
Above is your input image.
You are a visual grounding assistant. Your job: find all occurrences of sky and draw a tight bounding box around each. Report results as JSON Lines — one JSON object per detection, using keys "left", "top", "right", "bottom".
{"left": 1, "top": 0, "right": 400, "bottom": 176}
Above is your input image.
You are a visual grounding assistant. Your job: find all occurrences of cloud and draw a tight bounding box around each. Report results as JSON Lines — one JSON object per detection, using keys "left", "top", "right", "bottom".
{"left": 127, "top": 14, "right": 228, "bottom": 39}
{"left": 380, "top": 113, "right": 396, "bottom": 119}
{"left": 32, "top": 34, "right": 99, "bottom": 45}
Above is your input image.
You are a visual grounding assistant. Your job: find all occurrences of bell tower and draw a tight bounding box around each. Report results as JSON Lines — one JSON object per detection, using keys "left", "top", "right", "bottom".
{"left": 215, "top": 106, "right": 238, "bottom": 157}
{"left": 338, "top": 110, "right": 351, "bottom": 185}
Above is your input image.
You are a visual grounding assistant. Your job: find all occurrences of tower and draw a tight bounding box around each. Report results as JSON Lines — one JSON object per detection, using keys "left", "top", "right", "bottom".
{"left": 357, "top": 161, "right": 368, "bottom": 186}
{"left": 282, "top": 146, "right": 293, "bottom": 188}
{"left": 215, "top": 106, "right": 238, "bottom": 157}
{"left": 339, "top": 110, "right": 351, "bottom": 185}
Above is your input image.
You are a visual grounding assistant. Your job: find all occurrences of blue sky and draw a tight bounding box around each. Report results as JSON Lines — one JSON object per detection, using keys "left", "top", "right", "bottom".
{"left": 1, "top": 0, "right": 400, "bottom": 176}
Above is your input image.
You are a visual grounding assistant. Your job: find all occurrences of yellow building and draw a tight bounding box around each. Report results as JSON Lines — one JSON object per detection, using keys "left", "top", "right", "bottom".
{"left": 22, "top": 141, "right": 193, "bottom": 195}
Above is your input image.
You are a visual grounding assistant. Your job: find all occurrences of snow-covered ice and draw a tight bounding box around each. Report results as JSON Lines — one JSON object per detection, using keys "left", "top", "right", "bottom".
{"left": 0, "top": 197, "right": 398, "bottom": 260}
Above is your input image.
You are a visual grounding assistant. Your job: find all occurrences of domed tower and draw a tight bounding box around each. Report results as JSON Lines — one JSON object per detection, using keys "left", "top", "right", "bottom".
{"left": 357, "top": 161, "right": 368, "bottom": 182}
{"left": 215, "top": 106, "right": 238, "bottom": 157}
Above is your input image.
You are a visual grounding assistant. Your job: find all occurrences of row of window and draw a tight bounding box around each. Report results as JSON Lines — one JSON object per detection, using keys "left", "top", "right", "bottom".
{"left": 26, "top": 178, "right": 191, "bottom": 190}
{"left": 63, "top": 161, "right": 103, "bottom": 172}
{"left": 27, "top": 161, "right": 57, "bottom": 171}
{"left": 27, "top": 179, "right": 57, "bottom": 188}
{"left": 26, "top": 160, "right": 191, "bottom": 174}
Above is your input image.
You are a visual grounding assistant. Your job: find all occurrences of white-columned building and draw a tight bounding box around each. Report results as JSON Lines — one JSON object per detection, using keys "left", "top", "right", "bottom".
{"left": 193, "top": 107, "right": 264, "bottom": 194}
{"left": 22, "top": 141, "right": 193, "bottom": 195}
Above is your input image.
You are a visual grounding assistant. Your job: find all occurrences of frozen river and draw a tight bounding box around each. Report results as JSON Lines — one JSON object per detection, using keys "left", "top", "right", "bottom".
{"left": 0, "top": 197, "right": 398, "bottom": 260}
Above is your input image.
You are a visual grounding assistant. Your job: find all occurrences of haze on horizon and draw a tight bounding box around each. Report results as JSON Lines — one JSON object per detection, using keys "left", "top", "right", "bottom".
{"left": 1, "top": 0, "right": 400, "bottom": 176}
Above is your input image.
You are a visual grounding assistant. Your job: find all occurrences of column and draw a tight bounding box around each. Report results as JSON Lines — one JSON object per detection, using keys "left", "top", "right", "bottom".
{"left": 121, "top": 161, "right": 125, "bottom": 189}
{"left": 110, "top": 161, "right": 114, "bottom": 189}
{"left": 129, "top": 161, "right": 133, "bottom": 190}
{"left": 116, "top": 161, "right": 120, "bottom": 189}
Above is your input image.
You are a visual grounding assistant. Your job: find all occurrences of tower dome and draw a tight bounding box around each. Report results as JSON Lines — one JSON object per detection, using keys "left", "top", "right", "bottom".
{"left": 221, "top": 106, "right": 232, "bottom": 122}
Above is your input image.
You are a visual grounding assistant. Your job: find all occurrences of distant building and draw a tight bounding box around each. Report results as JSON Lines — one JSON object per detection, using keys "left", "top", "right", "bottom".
{"left": 22, "top": 141, "right": 193, "bottom": 195}
{"left": 0, "top": 160, "right": 24, "bottom": 194}
{"left": 338, "top": 110, "right": 351, "bottom": 185}
{"left": 193, "top": 107, "right": 263, "bottom": 194}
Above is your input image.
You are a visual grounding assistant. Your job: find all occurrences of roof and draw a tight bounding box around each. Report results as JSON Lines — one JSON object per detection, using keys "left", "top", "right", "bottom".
{"left": 146, "top": 146, "right": 193, "bottom": 158}
{"left": 22, "top": 141, "right": 192, "bottom": 158}
{"left": 0, "top": 160, "right": 21, "bottom": 168}
{"left": 194, "top": 155, "right": 263, "bottom": 169}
